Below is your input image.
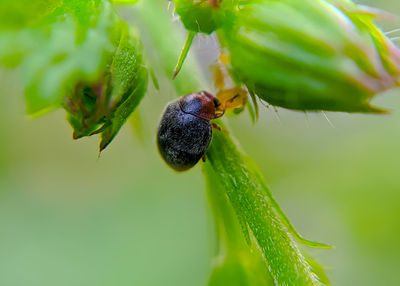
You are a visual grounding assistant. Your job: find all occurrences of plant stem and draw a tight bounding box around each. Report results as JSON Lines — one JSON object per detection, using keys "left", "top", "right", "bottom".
{"left": 205, "top": 128, "right": 322, "bottom": 285}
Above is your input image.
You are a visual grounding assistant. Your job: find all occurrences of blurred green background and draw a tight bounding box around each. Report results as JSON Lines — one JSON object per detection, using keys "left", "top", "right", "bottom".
{"left": 0, "top": 0, "right": 400, "bottom": 285}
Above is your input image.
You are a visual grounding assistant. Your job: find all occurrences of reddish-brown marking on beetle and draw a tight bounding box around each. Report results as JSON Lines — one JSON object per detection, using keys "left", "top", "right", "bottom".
{"left": 179, "top": 91, "right": 224, "bottom": 121}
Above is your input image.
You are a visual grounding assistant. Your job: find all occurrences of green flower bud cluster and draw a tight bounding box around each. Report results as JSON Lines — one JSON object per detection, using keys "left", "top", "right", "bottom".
{"left": 64, "top": 22, "right": 148, "bottom": 151}
{"left": 173, "top": 0, "right": 400, "bottom": 113}
{"left": 220, "top": 0, "right": 400, "bottom": 112}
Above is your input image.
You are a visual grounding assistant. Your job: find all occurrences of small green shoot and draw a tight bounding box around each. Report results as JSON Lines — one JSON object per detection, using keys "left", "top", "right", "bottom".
{"left": 173, "top": 30, "right": 196, "bottom": 79}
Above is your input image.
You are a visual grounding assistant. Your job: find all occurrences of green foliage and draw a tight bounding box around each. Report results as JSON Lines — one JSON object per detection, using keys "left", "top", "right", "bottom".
{"left": 6, "top": 0, "right": 399, "bottom": 284}
{"left": 98, "top": 23, "right": 147, "bottom": 151}
{"left": 204, "top": 156, "right": 275, "bottom": 286}
{"left": 171, "top": 0, "right": 400, "bottom": 113}
{"left": 0, "top": 0, "right": 148, "bottom": 150}
{"left": 0, "top": 0, "right": 62, "bottom": 30}
{"left": 135, "top": 1, "right": 332, "bottom": 284}
{"left": 64, "top": 22, "right": 148, "bottom": 150}
{"left": 220, "top": 0, "right": 400, "bottom": 113}
{"left": 0, "top": 0, "right": 117, "bottom": 114}
{"left": 204, "top": 127, "right": 325, "bottom": 285}
{"left": 205, "top": 162, "right": 332, "bottom": 285}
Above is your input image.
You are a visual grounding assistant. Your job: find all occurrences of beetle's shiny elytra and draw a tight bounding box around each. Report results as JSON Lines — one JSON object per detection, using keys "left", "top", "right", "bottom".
{"left": 157, "top": 91, "right": 223, "bottom": 171}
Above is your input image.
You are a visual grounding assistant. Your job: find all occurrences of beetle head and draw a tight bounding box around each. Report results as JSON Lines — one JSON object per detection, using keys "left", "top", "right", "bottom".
{"left": 179, "top": 91, "right": 224, "bottom": 121}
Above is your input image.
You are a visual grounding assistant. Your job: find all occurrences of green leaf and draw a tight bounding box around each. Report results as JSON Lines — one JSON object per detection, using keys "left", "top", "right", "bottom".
{"left": 204, "top": 160, "right": 275, "bottom": 286}
{"left": 304, "top": 253, "right": 331, "bottom": 286}
{"left": 0, "top": 0, "right": 118, "bottom": 115}
{"left": 99, "top": 24, "right": 148, "bottom": 151}
{"left": 204, "top": 126, "right": 326, "bottom": 285}
{"left": 1, "top": 0, "right": 148, "bottom": 149}
{"left": 63, "top": 21, "right": 148, "bottom": 151}
{"left": 0, "top": 0, "right": 62, "bottom": 30}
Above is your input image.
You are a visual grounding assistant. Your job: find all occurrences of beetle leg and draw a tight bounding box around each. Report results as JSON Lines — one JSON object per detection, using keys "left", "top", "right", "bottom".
{"left": 211, "top": 122, "right": 229, "bottom": 134}
{"left": 201, "top": 155, "right": 206, "bottom": 162}
{"left": 211, "top": 122, "right": 221, "bottom": 131}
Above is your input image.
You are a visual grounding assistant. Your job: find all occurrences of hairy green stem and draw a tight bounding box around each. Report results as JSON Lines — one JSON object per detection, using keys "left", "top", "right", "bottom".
{"left": 203, "top": 154, "right": 275, "bottom": 286}
{"left": 205, "top": 127, "right": 322, "bottom": 286}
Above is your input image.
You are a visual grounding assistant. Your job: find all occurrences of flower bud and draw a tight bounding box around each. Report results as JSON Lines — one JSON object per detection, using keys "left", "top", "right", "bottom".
{"left": 64, "top": 22, "right": 148, "bottom": 150}
{"left": 64, "top": 81, "right": 105, "bottom": 140}
{"left": 173, "top": 0, "right": 236, "bottom": 34}
{"left": 220, "top": 0, "right": 400, "bottom": 112}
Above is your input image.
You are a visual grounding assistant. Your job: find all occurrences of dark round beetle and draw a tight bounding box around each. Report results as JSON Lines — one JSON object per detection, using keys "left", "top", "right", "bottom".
{"left": 157, "top": 91, "right": 223, "bottom": 171}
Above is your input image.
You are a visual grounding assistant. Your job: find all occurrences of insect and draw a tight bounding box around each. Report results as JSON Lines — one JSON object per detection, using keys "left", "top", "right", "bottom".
{"left": 159, "top": 50, "right": 253, "bottom": 171}
{"left": 157, "top": 91, "right": 223, "bottom": 171}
